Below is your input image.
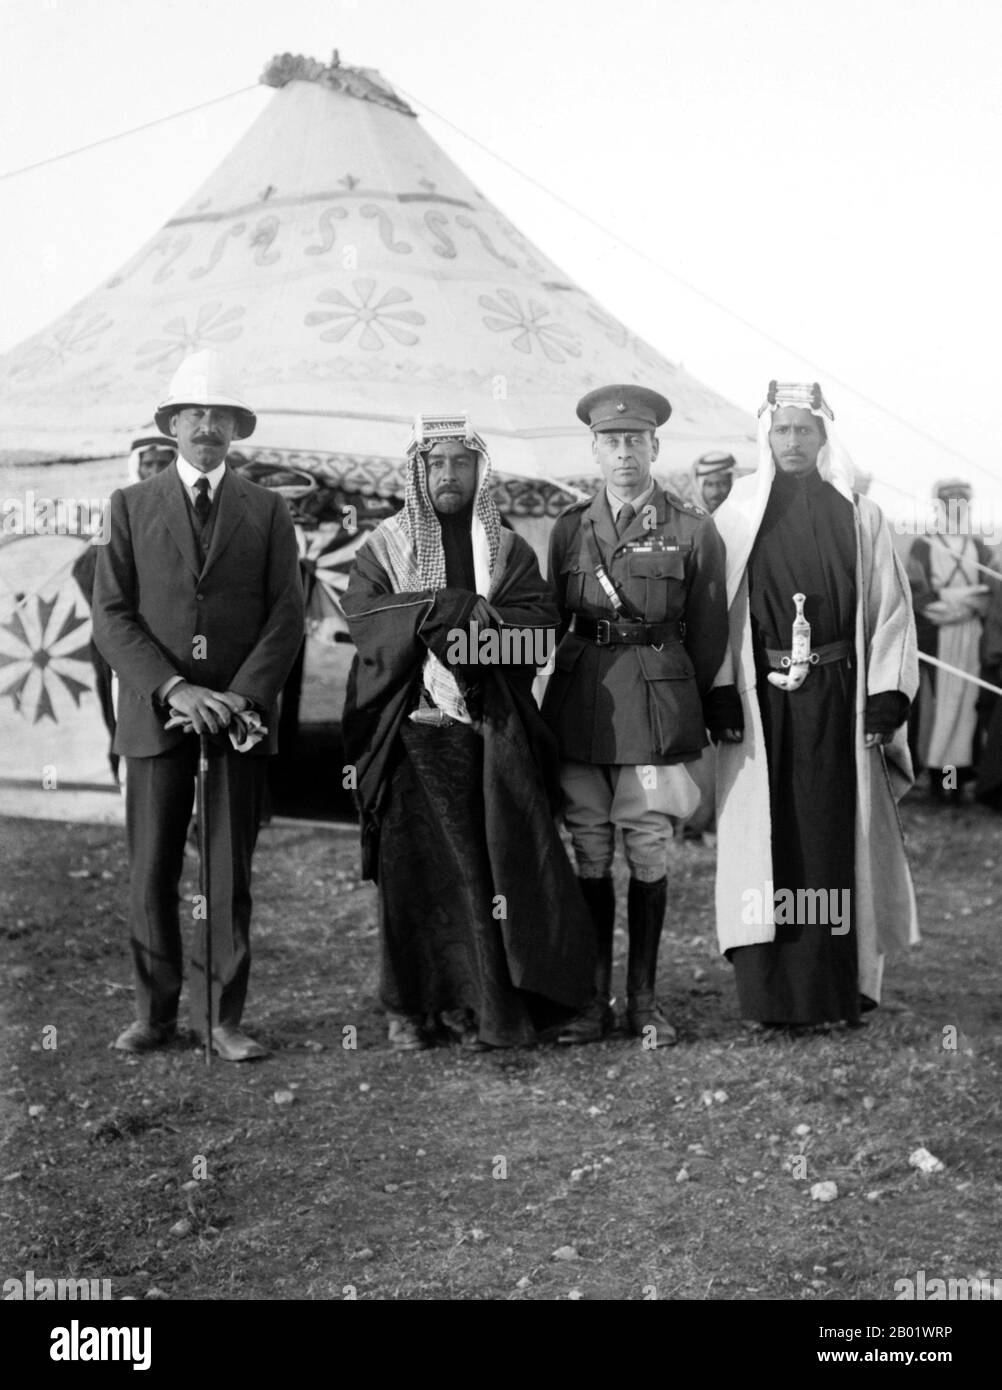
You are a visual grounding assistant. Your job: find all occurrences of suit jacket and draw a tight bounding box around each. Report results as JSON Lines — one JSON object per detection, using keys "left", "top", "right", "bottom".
{"left": 93, "top": 462, "right": 305, "bottom": 758}
{"left": 542, "top": 485, "right": 729, "bottom": 764}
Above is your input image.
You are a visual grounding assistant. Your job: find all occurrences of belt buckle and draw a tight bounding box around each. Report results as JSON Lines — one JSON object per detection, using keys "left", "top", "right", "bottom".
{"left": 595, "top": 619, "right": 612, "bottom": 646}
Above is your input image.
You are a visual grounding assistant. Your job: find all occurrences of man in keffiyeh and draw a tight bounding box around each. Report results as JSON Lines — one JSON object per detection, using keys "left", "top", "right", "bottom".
{"left": 691, "top": 451, "right": 737, "bottom": 514}
{"left": 712, "top": 381, "right": 919, "bottom": 1027}
{"left": 341, "top": 413, "right": 595, "bottom": 1051}
{"left": 906, "top": 479, "right": 991, "bottom": 802}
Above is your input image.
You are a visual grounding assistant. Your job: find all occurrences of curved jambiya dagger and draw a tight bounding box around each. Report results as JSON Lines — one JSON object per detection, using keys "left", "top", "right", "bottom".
{"left": 767, "top": 592, "right": 819, "bottom": 691}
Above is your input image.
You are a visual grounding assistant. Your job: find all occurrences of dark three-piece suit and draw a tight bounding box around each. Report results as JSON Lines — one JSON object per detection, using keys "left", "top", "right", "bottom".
{"left": 93, "top": 462, "right": 304, "bottom": 1032}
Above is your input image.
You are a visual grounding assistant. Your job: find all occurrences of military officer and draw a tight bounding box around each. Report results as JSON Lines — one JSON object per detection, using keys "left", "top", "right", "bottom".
{"left": 543, "top": 385, "right": 741, "bottom": 1045}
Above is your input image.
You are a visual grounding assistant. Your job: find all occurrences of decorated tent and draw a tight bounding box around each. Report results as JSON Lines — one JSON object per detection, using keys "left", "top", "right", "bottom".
{"left": 0, "top": 50, "right": 756, "bottom": 796}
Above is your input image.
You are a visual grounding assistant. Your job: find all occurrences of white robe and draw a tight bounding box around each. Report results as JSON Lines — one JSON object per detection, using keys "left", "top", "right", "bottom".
{"left": 713, "top": 471, "right": 920, "bottom": 1004}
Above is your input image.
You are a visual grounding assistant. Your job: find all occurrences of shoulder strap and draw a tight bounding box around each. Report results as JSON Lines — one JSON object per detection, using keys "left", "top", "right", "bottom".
{"left": 581, "top": 518, "right": 642, "bottom": 620}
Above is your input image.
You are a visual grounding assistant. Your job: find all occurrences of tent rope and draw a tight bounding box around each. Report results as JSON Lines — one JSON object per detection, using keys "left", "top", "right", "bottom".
{"left": 0, "top": 86, "right": 258, "bottom": 182}
{"left": 397, "top": 83, "right": 1002, "bottom": 495}
{"left": 4, "top": 75, "right": 1002, "bottom": 499}
{"left": 918, "top": 650, "right": 1002, "bottom": 698}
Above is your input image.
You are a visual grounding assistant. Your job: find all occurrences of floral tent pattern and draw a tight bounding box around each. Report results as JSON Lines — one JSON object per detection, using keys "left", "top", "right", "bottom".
{"left": 0, "top": 50, "right": 754, "bottom": 477}
{"left": 0, "top": 51, "right": 755, "bottom": 791}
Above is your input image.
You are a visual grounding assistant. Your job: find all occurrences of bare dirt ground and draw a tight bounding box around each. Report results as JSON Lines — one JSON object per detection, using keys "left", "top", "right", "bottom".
{"left": 2, "top": 791, "right": 1001, "bottom": 1305}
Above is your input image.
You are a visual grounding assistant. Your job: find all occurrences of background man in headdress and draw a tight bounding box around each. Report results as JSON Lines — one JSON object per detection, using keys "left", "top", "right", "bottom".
{"left": 72, "top": 433, "right": 178, "bottom": 782}
{"left": 341, "top": 414, "right": 594, "bottom": 1052}
{"left": 674, "top": 451, "right": 740, "bottom": 838}
{"left": 93, "top": 350, "right": 304, "bottom": 1060}
{"left": 906, "top": 478, "right": 991, "bottom": 801}
{"left": 713, "top": 381, "right": 919, "bottom": 1027}
{"left": 543, "top": 385, "right": 737, "bottom": 1046}
{"left": 690, "top": 451, "right": 737, "bottom": 514}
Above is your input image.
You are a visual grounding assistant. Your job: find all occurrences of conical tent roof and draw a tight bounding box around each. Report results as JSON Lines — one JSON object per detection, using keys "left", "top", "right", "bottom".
{"left": 0, "top": 51, "right": 754, "bottom": 479}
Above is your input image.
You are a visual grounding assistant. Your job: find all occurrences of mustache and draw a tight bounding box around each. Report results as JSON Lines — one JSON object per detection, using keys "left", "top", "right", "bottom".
{"left": 194, "top": 434, "right": 223, "bottom": 445}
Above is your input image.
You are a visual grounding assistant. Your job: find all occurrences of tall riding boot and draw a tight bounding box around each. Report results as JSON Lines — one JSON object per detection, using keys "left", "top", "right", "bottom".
{"left": 625, "top": 876, "right": 677, "bottom": 1046}
{"left": 558, "top": 877, "right": 615, "bottom": 1045}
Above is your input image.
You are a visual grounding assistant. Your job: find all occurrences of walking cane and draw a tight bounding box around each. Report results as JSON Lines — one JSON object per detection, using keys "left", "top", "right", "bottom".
{"left": 196, "top": 731, "right": 213, "bottom": 1069}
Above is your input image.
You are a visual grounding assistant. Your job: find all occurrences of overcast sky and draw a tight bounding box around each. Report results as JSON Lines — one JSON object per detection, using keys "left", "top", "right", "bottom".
{"left": 3, "top": 0, "right": 1002, "bottom": 524}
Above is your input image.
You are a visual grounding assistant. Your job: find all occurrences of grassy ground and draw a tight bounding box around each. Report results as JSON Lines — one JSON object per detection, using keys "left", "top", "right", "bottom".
{"left": 2, "top": 791, "right": 1001, "bottom": 1302}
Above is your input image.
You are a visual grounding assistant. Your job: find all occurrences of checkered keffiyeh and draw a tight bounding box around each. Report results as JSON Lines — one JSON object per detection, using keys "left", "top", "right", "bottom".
{"left": 396, "top": 415, "right": 503, "bottom": 722}
{"left": 402, "top": 415, "right": 502, "bottom": 594}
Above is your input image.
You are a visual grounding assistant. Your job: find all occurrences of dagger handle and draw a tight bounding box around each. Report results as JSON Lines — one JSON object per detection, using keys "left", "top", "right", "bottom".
{"left": 790, "top": 592, "right": 812, "bottom": 664}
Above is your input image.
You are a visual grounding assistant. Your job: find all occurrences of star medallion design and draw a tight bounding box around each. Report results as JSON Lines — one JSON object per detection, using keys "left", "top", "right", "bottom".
{"left": 135, "top": 301, "right": 246, "bottom": 372}
{"left": 0, "top": 593, "right": 92, "bottom": 723}
{"left": 479, "top": 289, "right": 581, "bottom": 362}
{"left": 306, "top": 280, "right": 425, "bottom": 350}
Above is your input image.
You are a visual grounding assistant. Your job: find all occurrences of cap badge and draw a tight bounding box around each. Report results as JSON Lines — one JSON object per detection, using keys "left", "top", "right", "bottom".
{"left": 616, "top": 401, "right": 626, "bottom": 413}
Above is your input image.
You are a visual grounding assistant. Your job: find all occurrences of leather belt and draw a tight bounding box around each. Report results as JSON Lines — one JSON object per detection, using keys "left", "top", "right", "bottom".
{"left": 573, "top": 615, "right": 682, "bottom": 647}
{"left": 763, "top": 638, "right": 852, "bottom": 669}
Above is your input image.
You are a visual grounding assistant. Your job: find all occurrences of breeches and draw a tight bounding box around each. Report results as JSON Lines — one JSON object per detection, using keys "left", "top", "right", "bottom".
{"left": 559, "top": 760, "right": 700, "bottom": 881}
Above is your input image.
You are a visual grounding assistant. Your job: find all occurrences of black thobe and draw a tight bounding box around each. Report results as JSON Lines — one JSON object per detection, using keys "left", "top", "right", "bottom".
{"left": 730, "top": 467, "right": 863, "bottom": 1024}
{"left": 376, "top": 503, "right": 539, "bottom": 1042}
{"left": 342, "top": 511, "right": 595, "bottom": 1046}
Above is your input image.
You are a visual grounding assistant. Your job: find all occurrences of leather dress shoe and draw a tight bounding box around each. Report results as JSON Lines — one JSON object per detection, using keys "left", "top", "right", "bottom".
{"left": 113, "top": 1020, "right": 177, "bottom": 1053}
{"left": 625, "top": 1002, "right": 678, "bottom": 1047}
{"left": 557, "top": 1000, "right": 614, "bottom": 1045}
{"left": 207, "top": 1025, "right": 270, "bottom": 1062}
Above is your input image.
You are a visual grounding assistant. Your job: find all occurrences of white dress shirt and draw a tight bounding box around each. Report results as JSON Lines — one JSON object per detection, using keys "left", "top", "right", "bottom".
{"left": 155, "top": 458, "right": 227, "bottom": 703}
{"left": 176, "top": 455, "right": 226, "bottom": 505}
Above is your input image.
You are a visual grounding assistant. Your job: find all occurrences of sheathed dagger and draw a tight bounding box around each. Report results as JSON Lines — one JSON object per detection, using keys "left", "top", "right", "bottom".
{"left": 767, "top": 592, "right": 818, "bottom": 691}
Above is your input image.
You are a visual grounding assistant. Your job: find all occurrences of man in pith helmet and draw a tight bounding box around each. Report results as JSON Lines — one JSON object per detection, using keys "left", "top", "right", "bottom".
{"left": 94, "top": 350, "right": 304, "bottom": 1061}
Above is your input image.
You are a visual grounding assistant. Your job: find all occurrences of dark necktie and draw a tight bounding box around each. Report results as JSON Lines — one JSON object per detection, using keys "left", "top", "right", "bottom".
{"left": 616, "top": 502, "right": 635, "bottom": 538}
{"left": 193, "top": 477, "right": 211, "bottom": 529}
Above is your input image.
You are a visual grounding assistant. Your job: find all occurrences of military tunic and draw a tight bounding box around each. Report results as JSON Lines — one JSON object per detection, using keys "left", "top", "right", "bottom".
{"left": 543, "top": 486, "right": 730, "bottom": 765}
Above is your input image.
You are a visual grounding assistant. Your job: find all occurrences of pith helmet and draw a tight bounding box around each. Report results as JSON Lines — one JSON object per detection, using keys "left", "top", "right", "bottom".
{"left": 154, "top": 350, "right": 256, "bottom": 440}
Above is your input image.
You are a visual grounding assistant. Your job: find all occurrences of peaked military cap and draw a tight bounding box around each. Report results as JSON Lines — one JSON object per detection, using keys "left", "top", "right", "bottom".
{"left": 576, "top": 384, "right": 672, "bottom": 432}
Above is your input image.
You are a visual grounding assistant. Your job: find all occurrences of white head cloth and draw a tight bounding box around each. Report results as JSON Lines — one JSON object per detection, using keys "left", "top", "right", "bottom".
{"left": 714, "top": 381, "right": 859, "bottom": 605}
{"left": 126, "top": 433, "right": 176, "bottom": 483}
